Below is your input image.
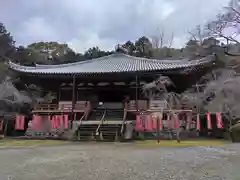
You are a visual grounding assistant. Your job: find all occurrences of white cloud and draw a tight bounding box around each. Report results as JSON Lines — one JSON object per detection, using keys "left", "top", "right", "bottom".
{"left": 20, "top": 17, "right": 58, "bottom": 41}
{"left": 0, "top": 0, "right": 230, "bottom": 52}
{"left": 68, "top": 31, "right": 117, "bottom": 52}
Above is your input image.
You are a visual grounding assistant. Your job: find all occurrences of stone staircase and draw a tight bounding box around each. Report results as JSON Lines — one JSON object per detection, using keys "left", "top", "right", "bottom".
{"left": 76, "top": 109, "right": 106, "bottom": 140}
{"left": 97, "top": 109, "right": 124, "bottom": 141}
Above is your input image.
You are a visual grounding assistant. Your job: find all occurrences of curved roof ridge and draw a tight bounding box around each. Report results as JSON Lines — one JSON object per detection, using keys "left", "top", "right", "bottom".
{"left": 34, "top": 53, "right": 190, "bottom": 68}
{"left": 7, "top": 54, "right": 215, "bottom": 74}
{"left": 35, "top": 53, "right": 118, "bottom": 68}
{"left": 7, "top": 61, "right": 37, "bottom": 71}
{"left": 28, "top": 53, "right": 213, "bottom": 70}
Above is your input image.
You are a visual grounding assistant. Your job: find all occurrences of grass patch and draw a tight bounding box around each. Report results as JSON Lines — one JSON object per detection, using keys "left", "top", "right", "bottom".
{"left": 135, "top": 140, "right": 229, "bottom": 148}
{"left": 0, "top": 139, "right": 68, "bottom": 148}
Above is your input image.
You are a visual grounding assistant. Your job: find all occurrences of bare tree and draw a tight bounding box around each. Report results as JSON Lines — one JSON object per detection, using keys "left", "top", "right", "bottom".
{"left": 188, "top": 25, "right": 204, "bottom": 45}
{"left": 151, "top": 28, "right": 165, "bottom": 49}
{"left": 142, "top": 75, "right": 183, "bottom": 141}
{"left": 150, "top": 29, "right": 175, "bottom": 59}
{"left": 206, "top": 0, "right": 240, "bottom": 46}
{"left": 0, "top": 76, "right": 56, "bottom": 135}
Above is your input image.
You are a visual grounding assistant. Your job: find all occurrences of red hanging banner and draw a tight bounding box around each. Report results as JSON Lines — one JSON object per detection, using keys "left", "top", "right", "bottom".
{"left": 19, "top": 115, "right": 25, "bottom": 130}
{"left": 59, "top": 115, "right": 63, "bottom": 129}
{"left": 30, "top": 115, "right": 36, "bottom": 130}
{"left": 159, "top": 116, "right": 163, "bottom": 130}
{"left": 173, "top": 114, "right": 180, "bottom": 129}
{"left": 47, "top": 115, "right": 51, "bottom": 129}
{"left": 0, "top": 120, "right": 3, "bottom": 131}
{"left": 216, "top": 112, "right": 224, "bottom": 129}
{"left": 15, "top": 115, "right": 25, "bottom": 130}
{"left": 63, "top": 114, "right": 69, "bottom": 129}
{"left": 51, "top": 116, "right": 56, "bottom": 129}
{"left": 151, "top": 115, "right": 157, "bottom": 131}
{"left": 15, "top": 115, "right": 20, "bottom": 130}
{"left": 206, "top": 112, "right": 212, "bottom": 130}
{"left": 167, "top": 114, "right": 171, "bottom": 129}
{"left": 145, "top": 115, "right": 153, "bottom": 131}
{"left": 196, "top": 113, "right": 200, "bottom": 131}
{"left": 32, "top": 115, "right": 41, "bottom": 131}
{"left": 36, "top": 115, "right": 42, "bottom": 131}
{"left": 186, "top": 113, "right": 191, "bottom": 130}
{"left": 54, "top": 115, "right": 59, "bottom": 129}
{"left": 136, "top": 115, "right": 144, "bottom": 131}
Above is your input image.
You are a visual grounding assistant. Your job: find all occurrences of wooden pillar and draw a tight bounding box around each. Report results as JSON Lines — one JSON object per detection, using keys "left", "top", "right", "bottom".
{"left": 71, "top": 75, "right": 76, "bottom": 128}
{"left": 135, "top": 74, "right": 139, "bottom": 111}
{"left": 58, "top": 87, "right": 61, "bottom": 102}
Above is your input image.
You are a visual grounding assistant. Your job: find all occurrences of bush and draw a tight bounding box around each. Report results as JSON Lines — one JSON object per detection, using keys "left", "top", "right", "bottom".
{"left": 230, "top": 121, "right": 240, "bottom": 142}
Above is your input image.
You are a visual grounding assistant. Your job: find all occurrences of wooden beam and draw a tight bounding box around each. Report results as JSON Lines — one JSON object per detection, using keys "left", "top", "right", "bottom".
{"left": 71, "top": 75, "right": 76, "bottom": 128}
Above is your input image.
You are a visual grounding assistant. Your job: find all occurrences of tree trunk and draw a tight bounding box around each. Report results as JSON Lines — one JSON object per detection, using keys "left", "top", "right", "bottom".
{"left": 4, "top": 121, "right": 8, "bottom": 137}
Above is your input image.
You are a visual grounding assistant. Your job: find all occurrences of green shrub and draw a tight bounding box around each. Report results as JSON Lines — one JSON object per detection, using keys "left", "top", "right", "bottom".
{"left": 230, "top": 121, "right": 240, "bottom": 142}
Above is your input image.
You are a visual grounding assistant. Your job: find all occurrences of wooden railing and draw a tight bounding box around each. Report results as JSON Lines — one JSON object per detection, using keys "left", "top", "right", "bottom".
{"left": 120, "top": 110, "right": 127, "bottom": 134}
{"left": 125, "top": 100, "right": 148, "bottom": 112}
{"left": 33, "top": 101, "right": 91, "bottom": 113}
{"left": 34, "top": 103, "right": 58, "bottom": 111}
{"left": 95, "top": 109, "right": 107, "bottom": 135}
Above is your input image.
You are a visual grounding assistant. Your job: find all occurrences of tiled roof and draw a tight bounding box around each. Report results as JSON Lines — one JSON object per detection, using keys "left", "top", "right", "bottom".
{"left": 7, "top": 53, "right": 215, "bottom": 75}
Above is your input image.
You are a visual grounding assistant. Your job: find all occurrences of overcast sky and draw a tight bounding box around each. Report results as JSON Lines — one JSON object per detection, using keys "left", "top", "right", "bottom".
{"left": 1, "top": 0, "right": 229, "bottom": 53}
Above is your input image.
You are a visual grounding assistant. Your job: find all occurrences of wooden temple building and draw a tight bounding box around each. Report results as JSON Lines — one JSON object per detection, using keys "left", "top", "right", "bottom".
{"left": 7, "top": 52, "right": 216, "bottom": 140}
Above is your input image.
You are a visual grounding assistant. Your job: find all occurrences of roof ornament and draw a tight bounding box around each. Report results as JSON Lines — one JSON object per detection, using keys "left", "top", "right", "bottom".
{"left": 115, "top": 44, "right": 128, "bottom": 54}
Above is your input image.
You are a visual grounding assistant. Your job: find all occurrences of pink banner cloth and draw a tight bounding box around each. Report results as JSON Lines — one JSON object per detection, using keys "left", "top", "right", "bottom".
{"left": 136, "top": 115, "right": 144, "bottom": 131}
{"left": 173, "top": 114, "right": 180, "bottom": 129}
{"left": 15, "top": 115, "right": 25, "bottom": 130}
{"left": 206, "top": 112, "right": 212, "bottom": 130}
{"left": 145, "top": 115, "right": 153, "bottom": 131}
{"left": 59, "top": 115, "right": 64, "bottom": 129}
{"left": 51, "top": 115, "right": 59, "bottom": 129}
{"left": 186, "top": 113, "right": 191, "bottom": 130}
{"left": 54, "top": 115, "right": 59, "bottom": 128}
{"left": 0, "top": 120, "right": 3, "bottom": 131}
{"left": 15, "top": 115, "right": 20, "bottom": 130}
{"left": 196, "top": 114, "right": 200, "bottom": 131}
{"left": 167, "top": 114, "right": 171, "bottom": 129}
{"left": 32, "top": 115, "right": 41, "bottom": 131}
{"left": 63, "top": 114, "right": 69, "bottom": 129}
{"left": 159, "top": 117, "right": 163, "bottom": 130}
{"left": 51, "top": 116, "right": 56, "bottom": 129}
{"left": 151, "top": 116, "right": 163, "bottom": 130}
{"left": 152, "top": 116, "right": 157, "bottom": 130}
{"left": 216, "top": 112, "right": 224, "bottom": 129}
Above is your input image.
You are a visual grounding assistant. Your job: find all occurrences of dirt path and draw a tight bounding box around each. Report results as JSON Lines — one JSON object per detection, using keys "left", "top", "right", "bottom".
{"left": 0, "top": 143, "right": 240, "bottom": 180}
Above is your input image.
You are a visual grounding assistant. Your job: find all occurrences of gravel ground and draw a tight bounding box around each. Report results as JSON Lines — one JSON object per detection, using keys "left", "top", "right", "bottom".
{"left": 0, "top": 142, "right": 240, "bottom": 180}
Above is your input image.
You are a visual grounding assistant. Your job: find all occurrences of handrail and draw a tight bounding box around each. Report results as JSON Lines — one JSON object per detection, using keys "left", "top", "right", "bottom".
{"left": 95, "top": 108, "right": 107, "bottom": 134}
{"left": 70, "top": 111, "right": 87, "bottom": 138}
{"left": 78, "top": 111, "right": 87, "bottom": 126}
{"left": 120, "top": 110, "right": 127, "bottom": 134}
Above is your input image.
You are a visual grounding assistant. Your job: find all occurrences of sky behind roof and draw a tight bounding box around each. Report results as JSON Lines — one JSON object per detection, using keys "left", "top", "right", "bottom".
{"left": 1, "top": 0, "right": 229, "bottom": 53}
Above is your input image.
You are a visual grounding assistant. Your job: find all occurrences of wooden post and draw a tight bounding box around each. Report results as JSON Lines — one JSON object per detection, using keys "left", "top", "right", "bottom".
{"left": 156, "top": 115, "right": 160, "bottom": 144}
{"left": 71, "top": 75, "right": 76, "bottom": 129}
{"left": 135, "top": 74, "right": 139, "bottom": 111}
{"left": 58, "top": 88, "right": 61, "bottom": 102}
{"left": 195, "top": 83, "right": 200, "bottom": 136}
